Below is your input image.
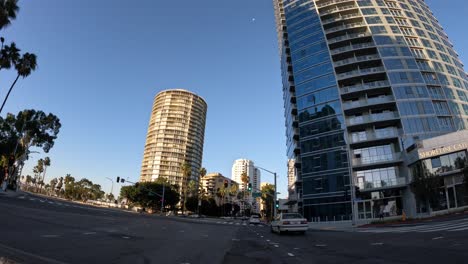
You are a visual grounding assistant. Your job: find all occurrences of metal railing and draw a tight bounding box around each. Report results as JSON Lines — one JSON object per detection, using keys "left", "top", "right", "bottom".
{"left": 336, "top": 66, "right": 385, "bottom": 80}
{"left": 340, "top": 80, "right": 390, "bottom": 94}
{"left": 352, "top": 152, "right": 402, "bottom": 166}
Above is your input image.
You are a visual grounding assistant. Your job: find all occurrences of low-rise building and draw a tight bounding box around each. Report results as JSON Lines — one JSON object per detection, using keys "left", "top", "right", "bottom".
{"left": 200, "top": 173, "right": 239, "bottom": 206}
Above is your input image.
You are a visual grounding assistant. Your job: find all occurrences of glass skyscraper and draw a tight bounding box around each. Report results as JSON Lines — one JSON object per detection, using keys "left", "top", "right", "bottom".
{"left": 274, "top": 0, "right": 468, "bottom": 221}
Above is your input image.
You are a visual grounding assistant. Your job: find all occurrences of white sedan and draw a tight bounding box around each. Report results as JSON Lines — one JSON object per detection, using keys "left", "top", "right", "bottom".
{"left": 270, "top": 213, "right": 308, "bottom": 234}
{"left": 248, "top": 215, "right": 261, "bottom": 225}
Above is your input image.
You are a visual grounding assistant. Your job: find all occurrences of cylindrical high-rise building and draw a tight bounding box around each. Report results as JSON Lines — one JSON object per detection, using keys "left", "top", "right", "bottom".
{"left": 274, "top": 0, "right": 468, "bottom": 221}
{"left": 140, "top": 89, "right": 207, "bottom": 194}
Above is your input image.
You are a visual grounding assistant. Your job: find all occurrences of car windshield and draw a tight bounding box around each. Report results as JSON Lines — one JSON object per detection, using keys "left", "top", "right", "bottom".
{"left": 282, "top": 214, "right": 303, "bottom": 219}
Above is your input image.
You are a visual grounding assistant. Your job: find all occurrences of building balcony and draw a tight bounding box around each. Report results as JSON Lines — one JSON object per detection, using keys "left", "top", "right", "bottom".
{"left": 316, "top": 0, "right": 355, "bottom": 8}
{"left": 328, "top": 32, "right": 372, "bottom": 44}
{"left": 352, "top": 152, "right": 403, "bottom": 168}
{"left": 340, "top": 80, "right": 390, "bottom": 95}
{"left": 336, "top": 66, "right": 386, "bottom": 80}
{"left": 356, "top": 177, "right": 407, "bottom": 191}
{"left": 321, "top": 13, "right": 361, "bottom": 25}
{"left": 319, "top": 4, "right": 358, "bottom": 16}
{"left": 333, "top": 54, "right": 380, "bottom": 67}
{"left": 349, "top": 128, "right": 400, "bottom": 144}
{"left": 346, "top": 111, "right": 400, "bottom": 127}
{"left": 330, "top": 42, "right": 375, "bottom": 55}
{"left": 342, "top": 95, "right": 395, "bottom": 110}
{"left": 324, "top": 22, "right": 366, "bottom": 34}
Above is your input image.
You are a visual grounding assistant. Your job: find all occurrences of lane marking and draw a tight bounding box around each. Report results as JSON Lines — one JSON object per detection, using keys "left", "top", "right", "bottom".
{"left": 293, "top": 248, "right": 300, "bottom": 250}
{"left": 432, "top": 236, "right": 444, "bottom": 240}
{"left": 287, "top": 253, "right": 295, "bottom": 257}
{"left": 83, "top": 232, "right": 96, "bottom": 235}
{"left": 18, "top": 196, "right": 25, "bottom": 199}
{"left": 266, "top": 239, "right": 270, "bottom": 242}
{"left": 274, "top": 245, "right": 279, "bottom": 248}
{"left": 371, "top": 242, "right": 384, "bottom": 246}
{"left": 260, "top": 236, "right": 264, "bottom": 238}
{"left": 40, "top": 200, "right": 45, "bottom": 203}
{"left": 232, "top": 238, "right": 240, "bottom": 241}
{"left": 235, "top": 223, "right": 240, "bottom": 225}
{"left": 122, "top": 236, "right": 130, "bottom": 239}
{"left": 29, "top": 198, "right": 35, "bottom": 201}
{"left": 179, "top": 230, "right": 185, "bottom": 233}
{"left": 315, "top": 244, "right": 327, "bottom": 247}
{"left": 242, "top": 223, "right": 247, "bottom": 226}
{"left": 216, "top": 222, "right": 221, "bottom": 224}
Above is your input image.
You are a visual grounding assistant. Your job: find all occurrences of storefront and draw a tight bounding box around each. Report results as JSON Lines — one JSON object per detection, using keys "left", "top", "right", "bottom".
{"left": 407, "top": 131, "right": 468, "bottom": 215}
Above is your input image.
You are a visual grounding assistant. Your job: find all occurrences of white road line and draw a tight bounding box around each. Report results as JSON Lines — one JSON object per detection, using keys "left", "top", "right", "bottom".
{"left": 260, "top": 236, "right": 264, "bottom": 238}
{"left": 216, "top": 222, "right": 221, "bottom": 224}
{"left": 122, "top": 236, "right": 130, "bottom": 239}
{"left": 449, "top": 226, "right": 468, "bottom": 231}
{"left": 293, "top": 248, "right": 300, "bottom": 250}
{"left": 371, "top": 242, "right": 384, "bottom": 246}
{"left": 222, "top": 222, "right": 227, "bottom": 224}
{"left": 235, "top": 223, "right": 240, "bottom": 225}
{"left": 287, "top": 253, "right": 295, "bottom": 257}
{"left": 266, "top": 239, "right": 270, "bottom": 242}
{"left": 274, "top": 245, "right": 279, "bottom": 248}
{"left": 229, "top": 222, "right": 234, "bottom": 225}
{"left": 18, "top": 196, "right": 25, "bottom": 199}
{"left": 249, "top": 224, "right": 254, "bottom": 226}
{"left": 48, "top": 201, "right": 54, "bottom": 204}
{"left": 418, "top": 223, "right": 468, "bottom": 232}
{"left": 29, "top": 198, "right": 35, "bottom": 201}
{"left": 315, "top": 244, "right": 327, "bottom": 247}
{"left": 40, "top": 200, "right": 45, "bottom": 203}
{"left": 232, "top": 238, "right": 240, "bottom": 241}
{"left": 432, "top": 236, "right": 444, "bottom": 240}
{"left": 242, "top": 223, "right": 247, "bottom": 226}
{"left": 83, "top": 232, "right": 96, "bottom": 235}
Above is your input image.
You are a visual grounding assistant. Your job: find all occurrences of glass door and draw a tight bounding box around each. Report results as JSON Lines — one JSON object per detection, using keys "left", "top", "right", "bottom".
{"left": 447, "top": 186, "right": 457, "bottom": 209}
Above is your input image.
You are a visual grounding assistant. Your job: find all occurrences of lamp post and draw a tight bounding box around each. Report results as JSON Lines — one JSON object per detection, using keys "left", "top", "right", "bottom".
{"left": 105, "top": 177, "right": 113, "bottom": 201}
{"left": 255, "top": 166, "right": 278, "bottom": 218}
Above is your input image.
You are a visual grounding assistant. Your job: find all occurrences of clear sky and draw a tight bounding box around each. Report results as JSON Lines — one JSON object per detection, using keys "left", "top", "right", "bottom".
{"left": 1, "top": 0, "right": 467, "bottom": 198}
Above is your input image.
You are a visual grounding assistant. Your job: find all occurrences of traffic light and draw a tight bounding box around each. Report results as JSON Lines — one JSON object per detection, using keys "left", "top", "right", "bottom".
{"left": 121, "top": 179, "right": 125, "bottom": 183}
{"left": 248, "top": 183, "right": 252, "bottom": 192}
{"left": 116, "top": 176, "right": 120, "bottom": 183}
{"left": 275, "top": 200, "right": 279, "bottom": 208}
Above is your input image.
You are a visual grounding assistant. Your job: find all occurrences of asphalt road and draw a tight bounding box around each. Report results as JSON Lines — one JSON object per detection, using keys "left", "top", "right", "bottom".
{"left": 1, "top": 192, "right": 468, "bottom": 264}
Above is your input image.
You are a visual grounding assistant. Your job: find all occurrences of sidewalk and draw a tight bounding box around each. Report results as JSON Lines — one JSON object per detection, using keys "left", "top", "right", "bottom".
{"left": 308, "top": 221, "right": 359, "bottom": 232}
{"left": 0, "top": 189, "right": 25, "bottom": 198}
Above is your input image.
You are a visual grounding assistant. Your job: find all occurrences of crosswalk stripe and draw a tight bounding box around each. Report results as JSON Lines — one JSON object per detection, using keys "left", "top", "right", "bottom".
{"left": 418, "top": 222, "right": 468, "bottom": 232}
{"left": 449, "top": 226, "right": 468, "bottom": 231}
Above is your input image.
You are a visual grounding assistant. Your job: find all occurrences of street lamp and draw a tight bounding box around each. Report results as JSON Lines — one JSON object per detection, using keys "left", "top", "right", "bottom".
{"left": 255, "top": 166, "right": 278, "bottom": 218}
{"left": 105, "top": 177, "right": 113, "bottom": 201}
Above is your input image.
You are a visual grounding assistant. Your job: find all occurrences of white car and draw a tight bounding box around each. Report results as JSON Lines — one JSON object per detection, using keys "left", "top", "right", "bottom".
{"left": 270, "top": 213, "right": 308, "bottom": 234}
{"left": 248, "top": 215, "right": 261, "bottom": 225}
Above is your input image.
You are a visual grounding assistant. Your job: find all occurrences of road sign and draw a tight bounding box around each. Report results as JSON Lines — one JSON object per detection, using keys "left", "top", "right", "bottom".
{"left": 252, "top": 192, "right": 261, "bottom": 198}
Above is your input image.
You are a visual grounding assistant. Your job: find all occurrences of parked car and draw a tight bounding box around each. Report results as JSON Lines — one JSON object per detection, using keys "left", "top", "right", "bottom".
{"left": 270, "top": 213, "right": 308, "bottom": 235}
{"left": 248, "top": 215, "right": 261, "bottom": 225}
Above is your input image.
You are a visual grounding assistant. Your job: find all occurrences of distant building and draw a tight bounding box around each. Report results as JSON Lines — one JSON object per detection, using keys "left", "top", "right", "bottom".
{"left": 139, "top": 89, "right": 207, "bottom": 197}
{"left": 200, "top": 172, "right": 239, "bottom": 206}
{"left": 231, "top": 159, "right": 261, "bottom": 192}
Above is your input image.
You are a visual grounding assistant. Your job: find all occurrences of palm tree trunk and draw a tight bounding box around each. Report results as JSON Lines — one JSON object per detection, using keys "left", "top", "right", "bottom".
{"left": 0, "top": 74, "right": 20, "bottom": 114}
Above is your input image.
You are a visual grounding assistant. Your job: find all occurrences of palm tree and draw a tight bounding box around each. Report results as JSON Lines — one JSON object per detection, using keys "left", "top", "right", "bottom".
{"left": 0, "top": 52, "right": 37, "bottom": 114}
{"left": 0, "top": 42, "right": 20, "bottom": 70}
{"left": 41, "top": 157, "right": 50, "bottom": 187}
{"left": 0, "top": 0, "right": 19, "bottom": 30}
{"left": 181, "top": 162, "right": 191, "bottom": 213}
{"left": 199, "top": 167, "right": 206, "bottom": 178}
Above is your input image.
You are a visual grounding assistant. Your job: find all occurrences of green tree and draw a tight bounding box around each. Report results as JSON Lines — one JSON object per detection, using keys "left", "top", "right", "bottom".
{"left": 0, "top": 0, "right": 19, "bottom": 30}
{"left": 41, "top": 156, "right": 50, "bottom": 185}
{"left": 261, "top": 183, "right": 275, "bottom": 221}
{"left": 120, "top": 182, "right": 180, "bottom": 211}
{"left": 0, "top": 52, "right": 37, "bottom": 114}
{"left": 411, "top": 162, "right": 442, "bottom": 210}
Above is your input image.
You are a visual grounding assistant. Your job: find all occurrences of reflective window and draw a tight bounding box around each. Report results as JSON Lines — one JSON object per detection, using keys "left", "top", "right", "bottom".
{"left": 302, "top": 150, "right": 348, "bottom": 174}
{"left": 298, "top": 101, "right": 342, "bottom": 123}
{"left": 299, "top": 115, "right": 345, "bottom": 137}
{"left": 388, "top": 71, "right": 424, "bottom": 84}
{"left": 296, "top": 73, "right": 337, "bottom": 96}
{"left": 402, "top": 117, "right": 440, "bottom": 133}
{"left": 353, "top": 145, "right": 394, "bottom": 165}
{"left": 297, "top": 86, "right": 339, "bottom": 110}
{"left": 393, "top": 85, "right": 429, "bottom": 99}
{"left": 301, "top": 133, "right": 345, "bottom": 153}
{"left": 292, "top": 51, "right": 330, "bottom": 73}
{"left": 291, "top": 41, "right": 328, "bottom": 62}
{"left": 384, "top": 58, "right": 418, "bottom": 70}
{"left": 294, "top": 62, "right": 333, "bottom": 85}
{"left": 356, "top": 167, "right": 398, "bottom": 189}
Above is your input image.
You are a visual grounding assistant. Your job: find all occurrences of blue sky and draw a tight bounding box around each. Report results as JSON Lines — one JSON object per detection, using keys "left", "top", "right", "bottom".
{"left": 1, "top": 0, "right": 467, "bottom": 198}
